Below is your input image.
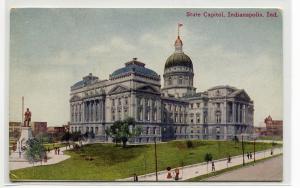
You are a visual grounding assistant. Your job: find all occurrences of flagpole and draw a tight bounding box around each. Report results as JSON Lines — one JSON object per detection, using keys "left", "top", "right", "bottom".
{"left": 22, "top": 96, "right": 24, "bottom": 125}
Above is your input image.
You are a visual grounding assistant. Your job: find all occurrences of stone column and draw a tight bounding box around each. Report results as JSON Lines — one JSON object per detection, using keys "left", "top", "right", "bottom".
{"left": 70, "top": 103, "right": 73, "bottom": 123}
{"left": 142, "top": 98, "right": 146, "bottom": 121}
{"left": 237, "top": 103, "right": 240, "bottom": 123}
{"left": 93, "top": 100, "right": 96, "bottom": 122}
{"left": 88, "top": 101, "right": 91, "bottom": 122}
{"left": 149, "top": 98, "right": 153, "bottom": 123}
{"left": 232, "top": 102, "right": 236, "bottom": 123}
{"left": 97, "top": 100, "right": 100, "bottom": 122}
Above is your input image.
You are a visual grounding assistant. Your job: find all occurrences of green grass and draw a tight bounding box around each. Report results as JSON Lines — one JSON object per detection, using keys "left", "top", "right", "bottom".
{"left": 186, "top": 154, "right": 283, "bottom": 181}
{"left": 257, "top": 136, "right": 283, "bottom": 141}
{"left": 10, "top": 140, "right": 280, "bottom": 181}
{"left": 43, "top": 143, "right": 67, "bottom": 151}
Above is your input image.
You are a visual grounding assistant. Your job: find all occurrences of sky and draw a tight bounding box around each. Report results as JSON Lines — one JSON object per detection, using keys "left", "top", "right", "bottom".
{"left": 9, "top": 8, "right": 283, "bottom": 127}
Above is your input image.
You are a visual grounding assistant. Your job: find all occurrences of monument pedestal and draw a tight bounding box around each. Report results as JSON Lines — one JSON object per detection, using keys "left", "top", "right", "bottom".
{"left": 14, "top": 126, "right": 33, "bottom": 160}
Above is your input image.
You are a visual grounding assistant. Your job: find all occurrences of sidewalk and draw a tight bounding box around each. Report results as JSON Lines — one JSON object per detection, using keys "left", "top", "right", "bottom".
{"left": 9, "top": 142, "right": 82, "bottom": 171}
{"left": 117, "top": 147, "right": 282, "bottom": 181}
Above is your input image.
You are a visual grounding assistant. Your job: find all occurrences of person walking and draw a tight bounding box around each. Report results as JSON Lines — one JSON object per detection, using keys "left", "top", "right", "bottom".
{"left": 228, "top": 155, "right": 231, "bottom": 163}
{"left": 58, "top": 148, "right": 60, "bottom": 155}
{"left": 174, "top": 168, "right": 180, "bottom": 181}
{"left": 211, "top": 161, "right": 215, "bottom": 172}
{"left": 133, "top": 173, "right": 138, "bottom": 182}
{"left": 247, "top": 152, "right": 250, "bottom": 159}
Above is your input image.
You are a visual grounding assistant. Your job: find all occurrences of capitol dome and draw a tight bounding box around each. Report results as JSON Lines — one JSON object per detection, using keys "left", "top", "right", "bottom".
{"left": 164, "top": 36, "right": 193, "bottom": 70}
{"left": 165, "top": 52, "right": 193, "bottom": 69}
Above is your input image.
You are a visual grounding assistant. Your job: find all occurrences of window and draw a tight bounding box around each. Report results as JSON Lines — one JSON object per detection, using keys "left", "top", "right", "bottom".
{"left": 197, "top": 103, "right": 200, "bottom": 108}
{"left": 190, "top": 104, "right": 194, "bottom": 109}
{"left": 147, "top": 99, "right": 151, "bottom": 106}
{"left": 168, "top": 77, "right": 172, "bottom": 85}
{"left": 112, "top": 99, "right": 115, "bottom": 106}
{"left": 197, "top": 115, "right": 200, "bottom": 123}
{"left": 178, "top": 76, "right": 183, "bottom": 85}
{"left": 153, "top": 110, "right": 157, "bottom": 121}
{"left": 125, "top": 97, "right": 128, "bottom": 105}
{"left": 146, "top": 110, "right": 150, "bottom": 121}
{"left": 138, "top": 108, "right": 143, "bottom": 121}
{"left": 118, "top": 98, "right": 121, "bottom": 105}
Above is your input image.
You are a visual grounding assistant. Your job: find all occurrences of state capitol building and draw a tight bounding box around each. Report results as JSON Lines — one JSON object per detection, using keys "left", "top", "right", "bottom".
{"left": 69, "top": 31, "right": 254, "bottom": 143}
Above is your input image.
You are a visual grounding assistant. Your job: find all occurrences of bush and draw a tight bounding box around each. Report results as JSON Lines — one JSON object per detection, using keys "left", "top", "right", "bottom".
{"left": 186, "top": 140, "right": 194, "bottom": 148}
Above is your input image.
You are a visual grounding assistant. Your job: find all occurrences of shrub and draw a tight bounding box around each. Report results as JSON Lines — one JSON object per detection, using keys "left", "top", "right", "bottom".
{"left": 186, "top": 140, "right": 194, "bottom": 148}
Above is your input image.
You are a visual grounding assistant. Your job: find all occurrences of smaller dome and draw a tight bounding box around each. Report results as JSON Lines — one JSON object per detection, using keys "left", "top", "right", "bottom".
{"left": 110, "top": 58, "right": 159, "bottom": 80}
{"left": 165, "top": 52, "right": 193, "bottom": 69}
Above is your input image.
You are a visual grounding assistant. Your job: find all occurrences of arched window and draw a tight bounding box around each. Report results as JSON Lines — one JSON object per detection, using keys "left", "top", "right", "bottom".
{"left": 178, "top": 76, "right": 183, "bottom": 85}
{"left": 168, "top": 77, "right": 172, "bottom": 85}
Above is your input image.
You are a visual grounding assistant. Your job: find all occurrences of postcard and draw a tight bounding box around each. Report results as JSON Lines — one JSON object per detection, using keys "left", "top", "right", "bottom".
{"left": 8, "top": 8, "right": 283, "bottom": 182}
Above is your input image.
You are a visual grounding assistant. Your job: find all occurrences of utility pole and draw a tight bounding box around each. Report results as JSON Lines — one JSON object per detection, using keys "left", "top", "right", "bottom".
{"left": 242, "top": 135, "right": 245, "bottom": 166}
{"left": 154, "top": 137, "right": 158, "bottom": 181}
{"left": 253, "top": 138, "right": 256, "bottom": 163}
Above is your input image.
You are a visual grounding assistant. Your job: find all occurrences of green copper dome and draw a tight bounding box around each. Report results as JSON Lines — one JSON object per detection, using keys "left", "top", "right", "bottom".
{"left": 165, "top": 52, "right": 193, "bottom": 69}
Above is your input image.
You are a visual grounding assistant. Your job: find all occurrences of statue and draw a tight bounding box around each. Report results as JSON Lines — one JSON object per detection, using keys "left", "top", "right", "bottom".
{"left": 24, "top": 108, "right": 31, "bottom": 127}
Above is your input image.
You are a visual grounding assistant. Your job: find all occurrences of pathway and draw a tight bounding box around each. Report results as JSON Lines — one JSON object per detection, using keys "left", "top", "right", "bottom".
{"left": 205, "top": 155, "right": 282, "bottom": 181}
{"left": 117, "top": 147, "right": 282, "bottom": 181}
{"left": 9, "top": 143, "right": 78, "bottom": 171}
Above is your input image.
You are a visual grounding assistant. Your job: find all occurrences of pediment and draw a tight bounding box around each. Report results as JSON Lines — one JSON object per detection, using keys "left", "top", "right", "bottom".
{"left": 108, "top": 85, "right": 130, "bottom": 95}
{"left": 70, "top": 95, "right": 81, "bottom": 102}
{"left": 136, "top": 85, "right": 160, "bottom": 94}
{"left": 233, "top": 90, "right": 251, "bottom": 101}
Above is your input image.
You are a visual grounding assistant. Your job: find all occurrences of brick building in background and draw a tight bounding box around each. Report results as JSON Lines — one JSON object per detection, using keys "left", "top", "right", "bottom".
{"left": 32, "top": 122, "right": 48, "bottom": 136}
{"left": 264, "top": 115, "right": 283, "bottom": 137}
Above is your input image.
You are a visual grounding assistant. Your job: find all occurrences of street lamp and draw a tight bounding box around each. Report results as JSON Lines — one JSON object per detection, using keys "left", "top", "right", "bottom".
{"left": 241, "top": 134, "right": 245, "bottom": 166}
{"left": 252, "top": 134, "right": 257, "bottom": 163}
{"left": 154, "top": 136, "right": 158, "bottom": 181}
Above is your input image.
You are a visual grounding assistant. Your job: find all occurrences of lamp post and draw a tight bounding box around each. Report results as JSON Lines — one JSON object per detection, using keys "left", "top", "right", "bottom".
{"left": 154, "top": 137, "right": 158, "bottom": 181}
{"left": 253, "top": 135, "right": 256, "bottom": 163}
{"left": 242, "top": 134, "right": 245, "bottom": 166}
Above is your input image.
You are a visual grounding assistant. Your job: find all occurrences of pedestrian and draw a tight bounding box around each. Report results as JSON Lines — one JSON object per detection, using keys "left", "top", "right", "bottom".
{"left": 247, "top": 152, "right": 250, "bottom": 159}
{"left": 166, "top": 167, "right": 172, "bottom": 179}
{"left": 212, "top": 161, "right": 215, "bottom": 172}
{"left": 271, "top": 149, "right": 273, "bottom": 155}
{"left": 250, "top": 152, "right": 252, "bottom": 159}
{"left": 54, "top": 148, "right": 57, "bottom": 155}
{"left": 133, "top": 173, "right": 138, "bottom": 182}
{"left": 228, "top": 155, "right": 231, "bottom": 163}
{"left": 58, "top": 148, "right": 60, "bottom": 155}
{"left": 174, "top": 168, "right": 180, "bottom": 181}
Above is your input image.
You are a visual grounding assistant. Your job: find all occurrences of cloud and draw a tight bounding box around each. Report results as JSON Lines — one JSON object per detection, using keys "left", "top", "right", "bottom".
{"left": 89, "top": 36, "right": 136, "bottom": 55}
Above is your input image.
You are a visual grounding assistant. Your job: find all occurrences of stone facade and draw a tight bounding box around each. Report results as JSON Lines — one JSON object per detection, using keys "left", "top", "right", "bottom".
{"left": 69, "top": 34, "right": 254, "bottom": 143}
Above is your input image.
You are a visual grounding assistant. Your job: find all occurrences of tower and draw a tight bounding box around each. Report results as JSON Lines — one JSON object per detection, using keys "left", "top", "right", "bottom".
{"left": 162, "top": 25, "right": 196, "bottom": 98}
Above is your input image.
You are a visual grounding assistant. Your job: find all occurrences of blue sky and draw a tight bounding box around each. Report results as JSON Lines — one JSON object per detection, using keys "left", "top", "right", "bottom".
{"left": 9, "top": 8, "right": 282, "bottom": 126}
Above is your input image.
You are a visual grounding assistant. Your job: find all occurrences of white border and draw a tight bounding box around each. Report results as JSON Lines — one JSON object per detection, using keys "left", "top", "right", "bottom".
{"left": 1, "top": 0, "right": 294, "bottom": 187}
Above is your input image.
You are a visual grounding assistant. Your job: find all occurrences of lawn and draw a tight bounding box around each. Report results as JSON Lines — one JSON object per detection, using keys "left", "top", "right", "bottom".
{"left": 10, "top": 140, "right": 280, "bottom": 181}
{"left": 43, "top": 143, "right": 68, "bottom": 151}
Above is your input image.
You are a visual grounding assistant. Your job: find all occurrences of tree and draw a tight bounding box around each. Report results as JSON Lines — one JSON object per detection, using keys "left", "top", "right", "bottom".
{"left": 204, "top": 153, "right": 213, "bottom": 173}
{"left": 106, "top": 117, "right": 142, "bottom": 148}
{"left": 61, "top": 131, "right": 71, "bottom": 142}
{"left": 25, "top": 138, "right": 46, "bottom": 167}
